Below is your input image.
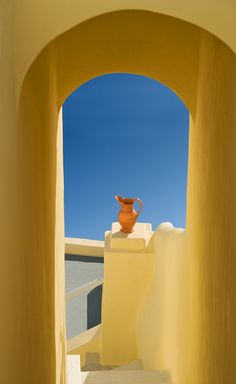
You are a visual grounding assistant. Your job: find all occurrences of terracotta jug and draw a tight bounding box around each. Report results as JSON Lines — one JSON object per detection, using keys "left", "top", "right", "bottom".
{"left": 115, "top": 195, "right": 143, "bottom": 233}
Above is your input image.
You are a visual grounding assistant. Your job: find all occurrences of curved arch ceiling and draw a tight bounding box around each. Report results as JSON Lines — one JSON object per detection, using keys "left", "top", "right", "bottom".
{"left": 15, "top": 0, "right": 236, "bottom": 98}
{"left": 21, "top": 11, "right": 201, "bottom": 115}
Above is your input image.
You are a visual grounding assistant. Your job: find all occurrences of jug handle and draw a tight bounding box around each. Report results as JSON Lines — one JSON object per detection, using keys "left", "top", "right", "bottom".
{"left": 134, "top": 198, "right": 143, "bottom": 219}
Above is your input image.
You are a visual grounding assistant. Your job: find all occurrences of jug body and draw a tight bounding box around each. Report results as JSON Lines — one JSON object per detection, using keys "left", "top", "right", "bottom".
{"left": 115, "top": 196, "right": 142, "bottom": 233}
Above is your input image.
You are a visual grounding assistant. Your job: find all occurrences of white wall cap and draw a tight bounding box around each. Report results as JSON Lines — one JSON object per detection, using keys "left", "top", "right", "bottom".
{"left": 67, "top": 355, "right": 81, "bottom": 384}
{"left": 65, "top": 237, "right": 104, "bottom": 257}
{"left": 156, "top": 222, "right": 185, "bottom": 235}
{"left": 109, "top": 222, "right": 153, "bottom": 250}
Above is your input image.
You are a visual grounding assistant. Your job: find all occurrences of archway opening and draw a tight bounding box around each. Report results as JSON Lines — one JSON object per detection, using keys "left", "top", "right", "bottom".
{"left": 63, "top": 73, "right": 189, "bottom": 240}
{"left": 17, "top": 8, "right": 204, "bottom": 380}
{"left": 63, "top": 72, "right": 189, "bottom": 344}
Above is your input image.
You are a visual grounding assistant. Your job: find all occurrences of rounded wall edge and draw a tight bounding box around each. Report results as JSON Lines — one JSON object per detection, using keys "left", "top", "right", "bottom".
{"left": 15, "top": 1, "right": 236, "bottom": 101}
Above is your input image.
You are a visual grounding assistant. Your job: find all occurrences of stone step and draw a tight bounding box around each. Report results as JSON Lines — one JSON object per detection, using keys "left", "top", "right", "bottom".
{"left": 81, "top": 370, "right": 171, "bottom": 384}
{"left": 113, "top": 360, "right": 142, "bottom": 371}
{"left": 83, "top": 352, "right": 117, "bottom": 371}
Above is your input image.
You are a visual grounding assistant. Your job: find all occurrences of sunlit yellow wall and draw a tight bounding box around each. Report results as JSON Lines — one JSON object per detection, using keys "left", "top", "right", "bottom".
{"left": 137, "top": 35, "right": 236, "bottom": 384}
{"left": 137, "top": 224, "right": 188, "bottom": 383}
{"left": 14, "top": 0, "right": 236, "bottom": 98}
{"left": 186, "top": 31, "right": 236, "bottom": 384}
{"left": 16, "top": 12, "right": 201, "bottom": 383}
{"left": 0, "top": 2, "right": 20, "bottom": 383}
{"left": 55, "top": 11, "right": 200, "bottom": 112}
{"left": 17, "top": 46, "right": 66, "bottom": 384}
{"left": 2, "top": 3, "right": 236, "bottom": 384}
{"left": 55, "top": 109, "right": 66, "bottom": 383}
{"left": 101, "top": 227, "right": 155, "bottom": 366}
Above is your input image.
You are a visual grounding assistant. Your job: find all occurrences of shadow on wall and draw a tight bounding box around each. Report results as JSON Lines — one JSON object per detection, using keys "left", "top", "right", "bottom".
{"left": 65, "top": 255, "right": 104, "bottom": 263}
{"left": 87, "top": 285, "right": 103, "bottom": 330}
{"left": 65, "top": 254, "right": 104, "bottom": 337}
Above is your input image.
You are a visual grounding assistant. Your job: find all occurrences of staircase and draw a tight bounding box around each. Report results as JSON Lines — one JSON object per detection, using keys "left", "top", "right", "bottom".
{"left": 66, "top": 226, "right": 173, "bottom": 383}
{"left": 67, "top": 354, "right": 171, "bottom": 384}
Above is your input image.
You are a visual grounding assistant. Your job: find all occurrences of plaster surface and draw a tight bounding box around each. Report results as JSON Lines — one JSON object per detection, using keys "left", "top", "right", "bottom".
{"left": 101, "top": 223, "right": 155, "bottom": 365}
{"left": 14, "top": 0, "right": 236, "bottom": 98}
{"left": 1, "top": 3, "right": 236, "bottom": 384}
{"left": 110, "top": 222, "right": 153, "bottom": 250}
{"left": 137, "top": 223, "right": 187, "bottom": 383}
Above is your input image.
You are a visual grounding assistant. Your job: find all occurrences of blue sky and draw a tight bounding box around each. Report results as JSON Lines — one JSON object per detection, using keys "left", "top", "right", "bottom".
{"left": 63, "top": 74, "right": 189, "bottom": 240}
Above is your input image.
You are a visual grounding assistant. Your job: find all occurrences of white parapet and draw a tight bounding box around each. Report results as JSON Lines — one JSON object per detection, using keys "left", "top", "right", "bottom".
{"left": 110, "top": 222, "right": 153, "bottom": 250}
{"left": 67, "top": 355, "right": 81, "bottom": 384}
{"left": 65, "top": 237, "right": 104, "bottom": 257}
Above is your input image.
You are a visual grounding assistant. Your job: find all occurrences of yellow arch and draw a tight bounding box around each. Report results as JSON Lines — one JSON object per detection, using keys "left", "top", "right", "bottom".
{"left": 10, "top": 7, "right": 236, "bottom": 384}
{"left": 15, "top": 0, "right": 236, "bottom": 97}
{"left": 22, "top": 10, "right": 200, "bottom": 113}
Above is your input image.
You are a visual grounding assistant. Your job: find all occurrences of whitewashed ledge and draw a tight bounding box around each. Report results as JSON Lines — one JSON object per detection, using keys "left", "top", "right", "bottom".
{"left": 65, "top": 237, "right": 104, "bottom": 257}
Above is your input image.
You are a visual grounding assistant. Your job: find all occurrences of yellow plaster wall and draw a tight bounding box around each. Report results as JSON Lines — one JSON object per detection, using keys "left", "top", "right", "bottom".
{"left": 136, "top": 33, "right": 236, "bottom": 384}
{"left": 2, "top": 5, "right": 236, "bottom": 384}
{"left": 55, "top": 109, "right": 66, "bottom": 383}
{"left": 55, "top": 10, "right": 200, "bottom": 112}
{"left": 15, "top": 14, "right": 201, "bottom": 381}
{"left": 14, "top": 0, "right": 236, "bottom": 98}
{"left": 17, "top": 45, "right": 65, "bottom": 384}
{"left": 101, "top": 228, "right": 155, "bottom": 366}
{"left": 137, "top": 224, "right": 187, "bottom": 383}
{"left": 136, "top": 35, "right": 236, "bottom": 384}
{"left": 186, "top": 31, "right": 236, "bottom": 384}
{"left": 0, "top": 2, "right": 20, "bottom": 383}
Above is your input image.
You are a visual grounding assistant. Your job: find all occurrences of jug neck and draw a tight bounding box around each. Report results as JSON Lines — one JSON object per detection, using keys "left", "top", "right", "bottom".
{"left": 121, "top": 202, "right": 134, "bottom": 212}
